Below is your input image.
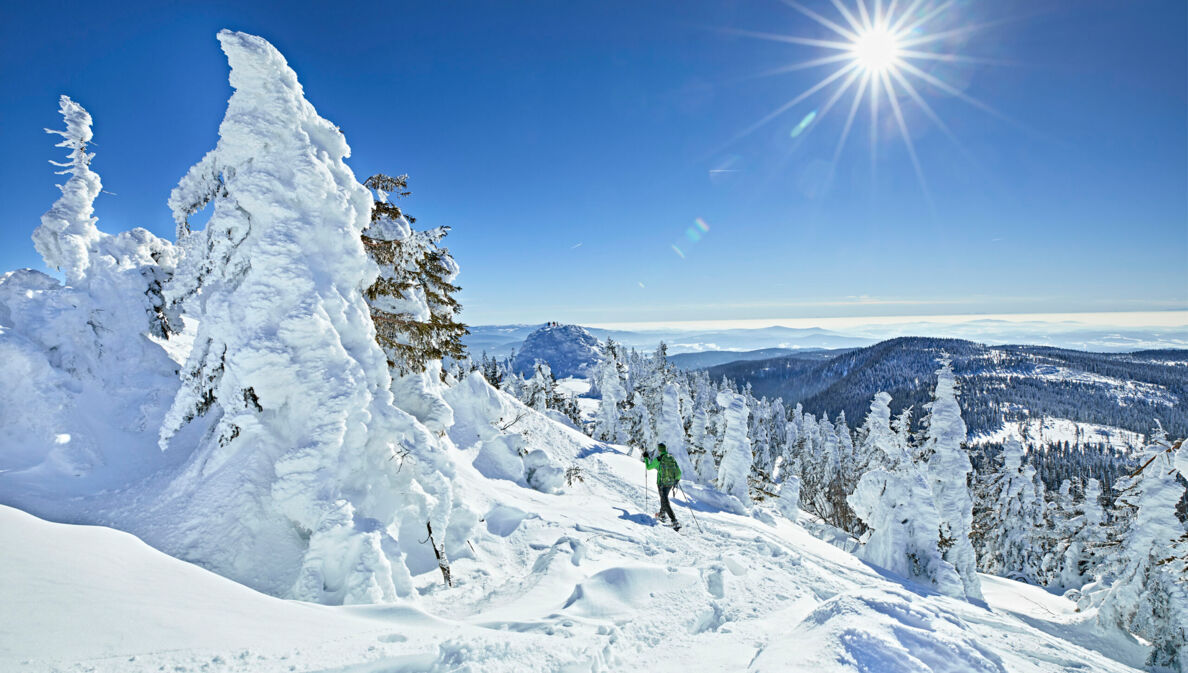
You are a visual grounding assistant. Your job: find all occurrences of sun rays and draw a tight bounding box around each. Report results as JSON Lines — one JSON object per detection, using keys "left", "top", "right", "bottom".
{"left": 731, "top": 0, "right": 1011, "bottom": 203}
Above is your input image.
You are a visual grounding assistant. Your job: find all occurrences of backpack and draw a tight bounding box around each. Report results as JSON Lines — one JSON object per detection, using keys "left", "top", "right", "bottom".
{"left": 658, "top": 453, "right": 681, "bottom": 486}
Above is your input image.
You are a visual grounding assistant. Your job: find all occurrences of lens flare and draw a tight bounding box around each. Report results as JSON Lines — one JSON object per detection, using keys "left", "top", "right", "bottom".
{"left": 727, "top": 0, "right": 1016, "bottom": 204}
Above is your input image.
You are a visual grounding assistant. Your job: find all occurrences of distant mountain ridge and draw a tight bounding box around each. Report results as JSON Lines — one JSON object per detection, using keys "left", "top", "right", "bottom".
{"left": 706, "top": 337, "right": 1188, "bottom": 439}
{"left": 465, "top": 323, "right": 874, "bottom": 358}
{"left": 668, "top": 347, "right": 855, "bottom": 370}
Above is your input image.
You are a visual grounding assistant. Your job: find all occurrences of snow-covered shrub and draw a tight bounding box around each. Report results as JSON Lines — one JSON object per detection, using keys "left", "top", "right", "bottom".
{"left": 446, "top": 371, "right": 565, "bottom": 494}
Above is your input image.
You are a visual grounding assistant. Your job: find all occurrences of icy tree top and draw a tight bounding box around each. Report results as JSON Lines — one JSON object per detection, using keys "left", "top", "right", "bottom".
{"left": 32, "top": 95, "right": 102, "bottom": 284}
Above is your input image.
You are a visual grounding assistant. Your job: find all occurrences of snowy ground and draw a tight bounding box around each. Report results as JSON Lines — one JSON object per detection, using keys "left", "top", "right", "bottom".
{"left": 2, "top": 408, "right": 1151, "bottom": 673}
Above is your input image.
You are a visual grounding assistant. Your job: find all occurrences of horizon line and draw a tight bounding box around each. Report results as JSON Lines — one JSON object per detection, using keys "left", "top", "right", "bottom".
{"left": 527, "top": 309, "right": 1188, "bottom": 332}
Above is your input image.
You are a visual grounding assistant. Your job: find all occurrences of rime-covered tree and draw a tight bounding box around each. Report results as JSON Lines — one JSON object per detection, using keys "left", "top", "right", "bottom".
{"left": 594, "top": 340, "right": 627, "bottom": 444}
{"left": 921, "top": 359, "right": 983, "bottom": 601}
{"left": 157, "top": 30, "right": 473, "bottom": 604}
{"left": 659, "top": 381, "right": 696, "bottom": 479}
{"left": 975, "top": 437, "right": 1047, "bottom": 583}
{"left": 0, "top": 96, "right": 178, "bottom": 478}
{"left": 848, "top": 392, "right": 965, "bottom": 598}
{"left": 1084, "top": 429, "right": 1188, "bottom": 669}
{"left": 715, "top": 389, "right": 753, "bottom": 504}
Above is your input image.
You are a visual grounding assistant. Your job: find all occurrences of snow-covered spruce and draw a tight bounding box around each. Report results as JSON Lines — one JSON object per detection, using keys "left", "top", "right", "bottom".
{"left": 921, "top": 359, "right": 983, "bottom": 601}
{"left": 658, "top": 381, "right": 696, "bottom": 479}
{"left": 593, "top": 340, "right": 627, "bottom": 444}
{"left": 714, "top": 389, "right": 753, "bottom": 506}
{"left": 152, "top": 30, "right": 473, "bottom": 603}
{"left": 360, "top": 174, "right": 465, "bottom": 434}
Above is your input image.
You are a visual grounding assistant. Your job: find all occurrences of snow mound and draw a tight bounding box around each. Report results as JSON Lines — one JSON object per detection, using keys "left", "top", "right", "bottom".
{"left": 561, "top": 565, "right": 700, "bottom": 619}
{"left": 512, "top": 323, "right": 604, "bottom": 379}
{"left": 755, "top": 588, "right": 1004, "bottom": 673}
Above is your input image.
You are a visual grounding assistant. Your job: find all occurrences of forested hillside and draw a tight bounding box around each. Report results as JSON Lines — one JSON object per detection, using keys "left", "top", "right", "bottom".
{"left": 706, "top": 337, "right": 1188, "bottom": 439}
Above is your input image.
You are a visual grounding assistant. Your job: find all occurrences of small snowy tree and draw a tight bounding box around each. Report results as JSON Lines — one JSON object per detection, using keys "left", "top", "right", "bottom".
{"left": 360, "top": 173, "right": 466, "bottom": 432}
{"left": 1, "top": 96, "right": 178, "bottom": 478}
{"left": 32, "top": 96, "right": 103, "bottom": 286}
{"left": 625, "top": 391, "right": 657, "bottom": 451}
{"left": 921, "top": 359, "right": 983, "bottom": 601}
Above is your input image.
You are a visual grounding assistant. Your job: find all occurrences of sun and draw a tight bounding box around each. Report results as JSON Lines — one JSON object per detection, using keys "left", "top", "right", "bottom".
{"left": 726, "top": 0, "right": 1010, "bottom": 205}
{"left": 851, "top": 27, "right": 901, "bottom": 73}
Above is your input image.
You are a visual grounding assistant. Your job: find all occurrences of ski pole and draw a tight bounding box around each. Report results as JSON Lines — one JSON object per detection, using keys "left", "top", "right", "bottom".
{"left": 644, "top": 454, "right": 649, "bottom": 516}
{"left": 676, "top": 482, "right": 704, "bottom": 534}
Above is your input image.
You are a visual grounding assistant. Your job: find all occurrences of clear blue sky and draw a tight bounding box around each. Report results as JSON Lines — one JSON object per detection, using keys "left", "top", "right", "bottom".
{"left": 2, "top": 1, "right": 1185, "bottom": 325}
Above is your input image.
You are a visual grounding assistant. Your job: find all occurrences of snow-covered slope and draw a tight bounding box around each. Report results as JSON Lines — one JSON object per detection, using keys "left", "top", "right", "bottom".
{"left": 1, "top": 398, "right": 1152, "bottom": 672}
{"left": 512, "top": 323, "right": 604, "bottom": 378}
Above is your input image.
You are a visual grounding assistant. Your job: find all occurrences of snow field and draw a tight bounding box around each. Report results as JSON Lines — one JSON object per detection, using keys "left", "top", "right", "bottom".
{"left": 2, "top": 389, "right": 1152, "bottom": 673}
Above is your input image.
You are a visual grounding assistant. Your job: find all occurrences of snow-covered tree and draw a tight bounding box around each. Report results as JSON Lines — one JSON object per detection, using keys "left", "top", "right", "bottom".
{"left": 625, "top": 390, "right": 657, "bottom": 450}
{"left": 715, "top": 389, "right": 753, "bottom": 504}
{"left": 688, "top": 378, "right": 719, "bottom": 483}
{"left": 921, "top": 359, "right": 982, "bottom": 601}
{"left": 32, "top": 96, "right": 103, "bottom": 286}
{"left": 155, "top": 30, "right": 472, "bottom": 604}
{"left": 593, "top": 340, "right": 627, "bottom": 444}
{"left": 848, "top": 392, "right": 965, "bottom": 598}
{"left": 659, "top": 381, "right": 696, "bottom": 480}
{"left": 778, "top": 474, "right": 801, "bottom": 522}
{"left": 975, "top": 437, "right": 1048, "bottom": 584}
{"left": 361, "top": 173, "right": 467, "bottom": 373}
{"left": 1083, "top": 430, "right": 1188, "bottom": 669}
{"left": 0, "top": 96, "right": 178, "bottom": 478}
{"left": 1045, "top": 478, "right": 1108, "bottom": 591}
{"left": 360, "top": 173, "right": 466, "bottom": 432}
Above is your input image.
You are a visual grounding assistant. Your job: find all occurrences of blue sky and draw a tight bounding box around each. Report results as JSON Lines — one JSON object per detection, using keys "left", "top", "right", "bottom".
{"left": 1, "top": 1, "right": 1185, "bottom": 326}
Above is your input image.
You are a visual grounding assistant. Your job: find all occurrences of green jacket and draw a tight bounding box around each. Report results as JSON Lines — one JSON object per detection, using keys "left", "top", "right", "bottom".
{"left": 645, "top": 452, "right": 682, "bottom": 487}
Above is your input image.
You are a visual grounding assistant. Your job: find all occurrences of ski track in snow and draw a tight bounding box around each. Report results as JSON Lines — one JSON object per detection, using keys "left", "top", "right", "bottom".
{"left": 1, "top": 404, "right": 1149, "bottom": 673}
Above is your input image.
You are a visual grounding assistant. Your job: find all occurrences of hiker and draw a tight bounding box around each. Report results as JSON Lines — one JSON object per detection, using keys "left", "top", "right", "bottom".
{"left": 644, "top": 442, "right": 682, "bottom": 530}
